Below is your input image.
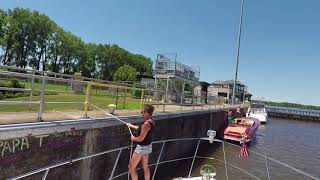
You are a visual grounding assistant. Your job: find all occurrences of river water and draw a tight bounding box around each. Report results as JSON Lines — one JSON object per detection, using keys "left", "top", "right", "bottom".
{"left": 187, "top": 117, "right": 320, "bottom": 180}
{"left": 250, "top": 118, "right": 320, "bottom": 178}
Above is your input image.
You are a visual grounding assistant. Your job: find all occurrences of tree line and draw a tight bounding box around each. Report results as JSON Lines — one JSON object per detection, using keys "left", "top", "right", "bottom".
{"left": 255, "top": 100, "right": 320, "bottom": 111}
{"left": 0, "top": 8, "right": 152, "bottom": 81}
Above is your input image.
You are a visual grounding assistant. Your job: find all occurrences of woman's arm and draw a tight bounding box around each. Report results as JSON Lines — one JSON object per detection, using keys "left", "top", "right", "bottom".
{"left": 126, "top": 123, "right": 139, "bottom": 130}
{"left": 131, "top": 122, "right": 150, "bottom": 142}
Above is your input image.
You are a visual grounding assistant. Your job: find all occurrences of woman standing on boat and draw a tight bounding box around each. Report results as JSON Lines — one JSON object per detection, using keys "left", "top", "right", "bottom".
{"left": 127, "top": 104, "right": 155, "bottom": 180}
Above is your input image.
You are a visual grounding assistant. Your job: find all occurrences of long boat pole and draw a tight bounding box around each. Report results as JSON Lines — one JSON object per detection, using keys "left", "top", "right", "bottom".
{"left": 232, "top": 0, "right": 245, "bottom": 105}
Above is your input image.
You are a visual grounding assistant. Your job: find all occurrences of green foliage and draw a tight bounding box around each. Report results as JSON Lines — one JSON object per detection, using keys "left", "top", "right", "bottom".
{"left": 113, "top": 65, "right": 138, "bottom": 82}
{"left": 0, "top": 79, "right": 57, "bottom": 99}
{"left": 0, "top": 8, "right": 152, "bottom": 80}
{"left": 0, "top": 9, "right": 6, "bottom": 38}
{"left": 0, "top": 79, "right": 25, "bottom": 99}
{"left": 256, "top": 100, "right": 320, "bottom": 111}
{"left": 10, "top": 79, "right": 25, "bottom": 88}
{"left": 185, "top": 83, "right": 196, "bottom": 92}
{"left": 0, "top": 79, "right": 25, "bottom": 88}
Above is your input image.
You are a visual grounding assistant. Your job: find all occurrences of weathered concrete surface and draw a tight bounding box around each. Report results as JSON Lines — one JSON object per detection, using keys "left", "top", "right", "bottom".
{"left": 0, "top": 108, "right": 242, "bottom": 180}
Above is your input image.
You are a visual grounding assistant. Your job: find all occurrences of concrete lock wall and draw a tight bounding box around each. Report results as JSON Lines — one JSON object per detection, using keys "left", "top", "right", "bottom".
{"left": 0, "top": 109, "right": 233, "bottom": 180}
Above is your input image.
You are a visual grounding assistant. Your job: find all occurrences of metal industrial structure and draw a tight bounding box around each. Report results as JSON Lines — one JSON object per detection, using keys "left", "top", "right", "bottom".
{"left": 154, "top": 53, "right": 200, "bottom": 105}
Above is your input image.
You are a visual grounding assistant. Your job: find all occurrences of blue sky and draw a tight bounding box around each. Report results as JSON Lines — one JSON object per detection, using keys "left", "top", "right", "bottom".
{"left": 1, "top": 0, "right": 320, "bottom": 105}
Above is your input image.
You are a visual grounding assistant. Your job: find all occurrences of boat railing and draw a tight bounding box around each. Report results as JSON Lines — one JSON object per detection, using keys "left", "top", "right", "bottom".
{"left": 8, "top": 137, "right": 318, "bottom": 180}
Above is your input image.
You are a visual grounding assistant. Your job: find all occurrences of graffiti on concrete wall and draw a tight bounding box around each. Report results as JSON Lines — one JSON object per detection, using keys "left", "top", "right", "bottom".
{"left": 0, "top": 124, "right": 137, "bottom": 178}
{"left": 0, "top": 137, "right": 30, "bottom": 157}
{"left": 0, "top": 128, "right": 85, "bottom": 166}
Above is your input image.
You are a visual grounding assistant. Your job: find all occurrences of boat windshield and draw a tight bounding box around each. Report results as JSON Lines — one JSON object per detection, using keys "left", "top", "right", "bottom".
{"left": 250, "top": 104, "right": 265, "bottom": 108}
{"left": 249, "top": 108, "right": 265, "bottom": 113}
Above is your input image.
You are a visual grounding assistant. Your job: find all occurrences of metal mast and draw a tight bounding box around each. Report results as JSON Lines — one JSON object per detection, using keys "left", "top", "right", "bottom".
{"left": 232, "top": 0, "right": 245, "bottom": 105}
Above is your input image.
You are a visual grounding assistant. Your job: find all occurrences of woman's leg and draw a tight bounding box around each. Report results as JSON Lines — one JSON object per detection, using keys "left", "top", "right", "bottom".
{"left": 141, "top": 155, "right": 150, "bottom": 180}
{"left": 129, "top": 153, "right": 142, "bottom": 180}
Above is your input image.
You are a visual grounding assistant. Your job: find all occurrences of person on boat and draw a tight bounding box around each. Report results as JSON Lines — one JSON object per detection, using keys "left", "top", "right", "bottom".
{"left": 236, "top": 107, "right": 242, "bottom": 118}
{"left": 127, "top": 104, "right": 155, "bottom": 180}
{"left": 225, "top": 110, "right": 233, "bottom": 124}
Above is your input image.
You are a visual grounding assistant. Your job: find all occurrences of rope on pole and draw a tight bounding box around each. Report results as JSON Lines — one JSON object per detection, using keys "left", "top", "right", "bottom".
{"left": 90, "top": 104, "right": 133, "bottom": 135}
{"left": 90, "top": 103, "right": 134, "bottom": 180}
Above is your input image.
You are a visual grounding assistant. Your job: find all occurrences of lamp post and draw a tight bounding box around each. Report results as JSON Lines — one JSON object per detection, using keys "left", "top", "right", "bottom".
{"left": 232, "top": 0, "right": 245, "bottom": 105}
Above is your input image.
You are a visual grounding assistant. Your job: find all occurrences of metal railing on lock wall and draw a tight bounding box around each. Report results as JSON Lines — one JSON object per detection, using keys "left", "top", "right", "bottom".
{"left": 0, "top": 64, "right": 137, "bottom": 87}
{"left": 0, "top": 68, "right": 151, "bottom": 121}
{"left": 83, "top": 82, "right": 146, "bottom": 118}
{"left": 0, "top": 65, "right": 249, "bottom": 123}
{"left": 0, "top": 65, "right": 148, "bottom": 121}
{"left": 0, "top": 69, "right": 85, "bottom": 121}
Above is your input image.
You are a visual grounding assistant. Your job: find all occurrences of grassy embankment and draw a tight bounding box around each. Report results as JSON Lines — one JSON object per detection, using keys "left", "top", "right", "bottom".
{"left": 0, "top": 80, "right": 142, "bottom": 112}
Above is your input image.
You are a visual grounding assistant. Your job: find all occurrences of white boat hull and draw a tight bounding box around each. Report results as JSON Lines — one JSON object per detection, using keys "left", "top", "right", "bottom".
{"left": 173, "top": 177, "right": 216, "bottom": 180}
{"left": 173, "top": 173, "right": 216, "bottom": 180}
{"left": 246, "top": 113, "right": 268, "bottom": 123}
{"left": 246, "top": 106, "right": 268, "bottom": 123}
{"left": 224, "top": 135, "right": 251, "bottom": 143}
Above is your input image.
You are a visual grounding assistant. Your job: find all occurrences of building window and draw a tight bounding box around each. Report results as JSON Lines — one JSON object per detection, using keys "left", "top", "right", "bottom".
{"left": 218, "top": 92, "right": 227, "bottom": 97}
